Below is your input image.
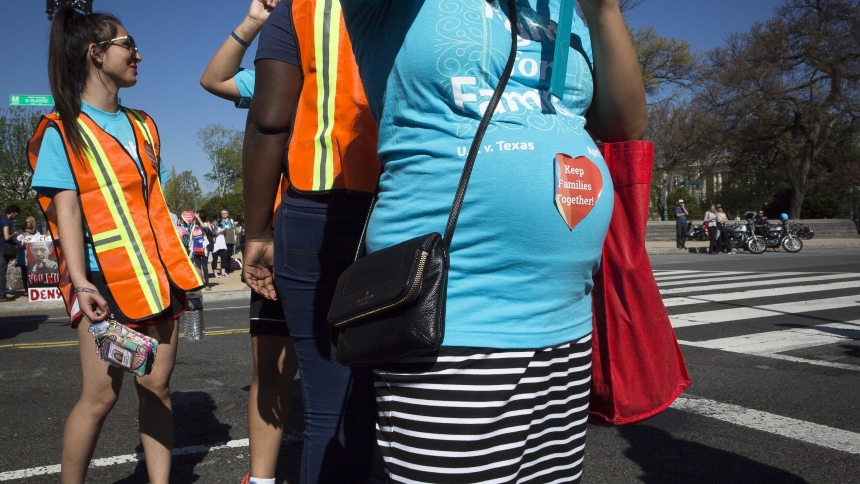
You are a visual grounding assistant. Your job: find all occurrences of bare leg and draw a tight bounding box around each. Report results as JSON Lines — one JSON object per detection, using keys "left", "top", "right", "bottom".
{"left": 61, "top": 319, "right": 125, "bottom": 484}
{"left": 249, "top": 335, "right": 299, "bottom": 478}
{"left": 134, "top": 319, "right": 179, "bottom": 484}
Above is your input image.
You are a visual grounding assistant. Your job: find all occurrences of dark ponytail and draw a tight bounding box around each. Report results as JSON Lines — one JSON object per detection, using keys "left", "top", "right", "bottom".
{"left": 48, "top": 6, "right": 120, "bottom": 158}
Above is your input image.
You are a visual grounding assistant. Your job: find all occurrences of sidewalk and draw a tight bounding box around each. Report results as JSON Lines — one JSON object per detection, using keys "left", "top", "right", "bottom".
{"left": 645, "top": 237, "right": 860, "bottom": 255}
{"left": 0, "top": 266, "right": 252, "bottom": 313}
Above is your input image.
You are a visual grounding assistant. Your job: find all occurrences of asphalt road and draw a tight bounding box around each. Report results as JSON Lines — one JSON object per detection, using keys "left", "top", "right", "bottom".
{"left": 0, "top": 248, "right": 858, "bottom": 483}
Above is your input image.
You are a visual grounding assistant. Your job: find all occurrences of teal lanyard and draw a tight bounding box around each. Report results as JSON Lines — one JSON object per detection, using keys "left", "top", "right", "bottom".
{"left": 550, "top": 0, "right": 575, "bottom": 100}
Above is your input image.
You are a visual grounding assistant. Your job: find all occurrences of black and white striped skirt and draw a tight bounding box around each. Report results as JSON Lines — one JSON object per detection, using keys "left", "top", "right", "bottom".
{"left": 373, "top": 334, "right": 592, "bottom": 484}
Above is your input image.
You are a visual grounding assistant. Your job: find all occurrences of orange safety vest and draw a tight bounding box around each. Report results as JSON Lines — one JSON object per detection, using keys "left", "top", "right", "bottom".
{"left": 28, "top": 109, "right": 203, "bottom": 321}
{"left": 288, "top": 0, "right": 380, "bottom": 193}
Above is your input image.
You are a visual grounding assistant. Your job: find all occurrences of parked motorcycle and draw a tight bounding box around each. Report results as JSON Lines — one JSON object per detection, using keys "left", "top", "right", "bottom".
{"left": 687, "top": 223, "right": 710, "bottom": 241}
{"left": 764, "top": 214, "right": 804, "bottom": 253}
{"left": 725, "top": 213, "right": 766, "bottom": 254}
{"left": 790, "top": 222, "right": 815, "bottom": 239}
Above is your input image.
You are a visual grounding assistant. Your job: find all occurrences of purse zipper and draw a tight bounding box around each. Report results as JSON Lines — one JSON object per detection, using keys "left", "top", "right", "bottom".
{"left": 333, "top": 250, "right": 429, "bottom": 328}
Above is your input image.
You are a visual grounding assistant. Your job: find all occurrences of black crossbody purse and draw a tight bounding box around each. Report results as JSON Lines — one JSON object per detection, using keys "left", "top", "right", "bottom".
{"left": 327, "top": 0, "right": 518, "bottom": 367}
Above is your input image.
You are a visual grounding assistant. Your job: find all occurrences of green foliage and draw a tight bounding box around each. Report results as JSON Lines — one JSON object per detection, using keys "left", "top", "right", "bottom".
{"left": 667, "top": 187, "right": 702, "bottom": 220}
{"left": 197, "top": 124, "right": 243, "bottom": 198}
{"left": 198, "top": 192, "right": 243, "bottom": 224}
{"left": 0, "top": 107, "right": 46, "bottom": 223}
{"left": 631, "top": 26, "right": 697, "bottom": 97}
{"left": 162, "top": 168, "right": 202, "bottom": 213}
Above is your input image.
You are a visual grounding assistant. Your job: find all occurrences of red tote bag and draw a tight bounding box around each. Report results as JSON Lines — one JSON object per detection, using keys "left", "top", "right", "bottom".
{"left": 589, "top": 140, "right": 691, "bottom": 426}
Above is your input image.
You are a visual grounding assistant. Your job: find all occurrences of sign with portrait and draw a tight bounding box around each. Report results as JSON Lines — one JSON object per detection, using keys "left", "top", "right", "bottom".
{"left": 25, "top": 235, "right": 62, "bottom": 302}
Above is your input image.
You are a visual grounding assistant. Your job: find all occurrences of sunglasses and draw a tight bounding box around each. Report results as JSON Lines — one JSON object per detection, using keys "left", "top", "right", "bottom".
{"left": 98, "top": 35, "right": 139, "bottom": 56}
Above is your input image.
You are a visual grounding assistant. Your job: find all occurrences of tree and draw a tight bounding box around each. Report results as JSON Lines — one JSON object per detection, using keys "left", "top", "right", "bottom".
{"left": 697, "top": 0, "right": 860, "bottom": 218}
{"left": 0, "top": 107, "right": 45, "bottom": 219}
{"left": 632, "top": 26, "right": 697, "bottom": 98}
{"left": 197, "top": 124, "right": 243, "bottom": 198}
{"left": 161, "top": 168, "right": 202, "bottom": 213}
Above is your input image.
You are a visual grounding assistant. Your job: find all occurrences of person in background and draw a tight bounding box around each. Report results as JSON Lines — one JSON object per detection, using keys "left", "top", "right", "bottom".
{"left": 28, "top": 8, "right": 202, "bottom": 483}
{"left": 1, "top": 204, "right": 21, "bottom": 301}
{"left": 754, "top": 210, "right": 769, "bottom": 237}
{"left": 337, "top": 0, "right": 647, "bottom": 481}
{"left": 219, "top": 209, "right": 237, "bottom": 266}
{"left": 211, "top": 213, "right": 228, "bottom": 277}
{"left": 16, "top": 216, "right": 40, "bottom": 291}
{"left": 704, "top": 203, "right": 722, "bottom": 254}
{"left": 675, "top": 199, "right": 689, "bottom": 249}
{"left": 716, "top": 204, "right": 733, "bottom": 254}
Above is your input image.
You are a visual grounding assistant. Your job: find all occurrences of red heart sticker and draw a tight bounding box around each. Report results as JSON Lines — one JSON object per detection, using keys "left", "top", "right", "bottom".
{"left": 554, "top": 153, "right": 603, "bottom": 230}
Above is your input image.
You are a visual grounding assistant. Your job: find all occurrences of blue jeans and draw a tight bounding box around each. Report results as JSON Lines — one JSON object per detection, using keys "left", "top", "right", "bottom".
{"left": 273, "top": 192, "right": 376, "bottom": 484}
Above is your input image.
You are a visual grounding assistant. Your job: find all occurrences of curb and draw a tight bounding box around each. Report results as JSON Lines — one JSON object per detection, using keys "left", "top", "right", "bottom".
{"left": 201, "top": 289, "right": 252, "bottom": 303}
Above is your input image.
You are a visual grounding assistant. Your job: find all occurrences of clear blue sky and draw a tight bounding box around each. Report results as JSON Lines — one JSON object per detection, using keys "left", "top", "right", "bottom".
{"left": 1, "top": 0, "right": 785, "bottom": 193}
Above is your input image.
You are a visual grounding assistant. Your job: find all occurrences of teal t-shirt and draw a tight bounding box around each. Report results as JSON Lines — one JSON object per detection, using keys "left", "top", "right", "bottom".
{"left": 233, "top": 68, "right": 255, "bottom": 108}
{"left": 342, "top": 0, "right": 612, "bottom": 349}
{"left": 31, "top": 102, "right": 170, "bottom": 272}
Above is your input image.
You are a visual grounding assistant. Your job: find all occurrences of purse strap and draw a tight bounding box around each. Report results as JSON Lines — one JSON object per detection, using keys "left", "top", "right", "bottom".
{"left": 443, "top": 0, "right": 519, "bottom": 249}
{"left": 353, "top": 0, "right": 519, "bottom": 260}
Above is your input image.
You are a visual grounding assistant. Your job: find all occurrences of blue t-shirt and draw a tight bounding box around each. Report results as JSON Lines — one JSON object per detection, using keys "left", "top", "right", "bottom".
{"left": 675, "top": 206, "right": 687, "bottom": 224}
{"left": 31, "top": 102, "right": 170, "bottom": 272}
{"left": 342, "top": 0, "right": 612, "bottom": 349}
{"left": 233, "top": 68, "right": 256, "bottom": 108}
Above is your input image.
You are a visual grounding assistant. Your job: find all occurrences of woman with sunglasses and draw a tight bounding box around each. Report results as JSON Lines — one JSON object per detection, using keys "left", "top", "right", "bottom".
{"left": 28, "top": 7, "right": 202, "bottom": 484}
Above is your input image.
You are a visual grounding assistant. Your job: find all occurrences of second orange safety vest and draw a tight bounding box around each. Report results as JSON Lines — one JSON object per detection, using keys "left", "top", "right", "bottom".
{"left": 288, "top": 0, "right": 380, "bottom": 193}
{"left": 28, "top": 109, "right": 203, "bottom": 322}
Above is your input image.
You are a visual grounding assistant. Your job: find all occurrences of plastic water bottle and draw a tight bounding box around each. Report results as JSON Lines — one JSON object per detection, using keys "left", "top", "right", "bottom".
{"left": 183, "top": 292, "right": 204, "bottom": 342}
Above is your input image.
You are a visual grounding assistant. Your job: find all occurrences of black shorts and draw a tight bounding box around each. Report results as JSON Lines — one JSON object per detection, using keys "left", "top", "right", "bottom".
{"left": 73, "top": 271, "right": 186, "bottom": 330}
{"left": 249, "top": 290, "right": 289, "bottom": 337}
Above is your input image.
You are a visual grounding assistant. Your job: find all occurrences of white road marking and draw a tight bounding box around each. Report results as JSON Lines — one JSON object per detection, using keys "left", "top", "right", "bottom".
{"left": 680, "top": 321, "right": 860, "bottom": 354}
{"left": 0, "top": 439, "right": 251, "bottom": 481}
{"left": 653, "top": 271, "right": 746, "bottom": 282}
{"left": 663, "top": 280, "right": 860, "bottom": 307}
{"left": 670, "top": 295, "right": 860, "bottom": 328}
{"left": 671, "top": 396, "right": 860, "bottom": 454}
{"left": 657, "top": 272, "right": 806, "bottom": 288}
{"left": 660, "top": 273, "right": 860, "bottom": 295}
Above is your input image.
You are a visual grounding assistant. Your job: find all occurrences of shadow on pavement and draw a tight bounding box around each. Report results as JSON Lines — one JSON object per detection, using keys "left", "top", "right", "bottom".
{"left": 112, "top": 391, "right": 232, "bottom": 484}
{"left": 0, "top": 315, "right": 49, "bottom": 340}
{"left": 619, "top": 424, "right": 810, "bottom": 484}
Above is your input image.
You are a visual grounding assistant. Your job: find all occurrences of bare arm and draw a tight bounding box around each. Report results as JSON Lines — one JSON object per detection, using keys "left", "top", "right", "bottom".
{"left": 242, "top": 58, "right": 303, "bottom": 298}
{"left": 199, "top": 0, "right": 274, "bottom": 102}
{"left": 54, "top": 190, "right": 109, "bottom": 322}
{"left": 580, "top": 0, "right": 648, "bottom": 142}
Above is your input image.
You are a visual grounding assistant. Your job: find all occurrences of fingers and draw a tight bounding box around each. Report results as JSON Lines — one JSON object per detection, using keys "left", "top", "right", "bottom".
{"left": 79, "top": 293, "right": 110, "bottom": 322}
{"left": 244, "top": 268, "right": 278, "bottom": 300}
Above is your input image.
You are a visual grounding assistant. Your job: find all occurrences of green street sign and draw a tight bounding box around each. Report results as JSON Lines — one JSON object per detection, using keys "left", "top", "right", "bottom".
{"left": 10, "top": 95, "right": 54, "bottom": 106}
{"left": 9, "top": 95, "right": 121, "bottom": 107}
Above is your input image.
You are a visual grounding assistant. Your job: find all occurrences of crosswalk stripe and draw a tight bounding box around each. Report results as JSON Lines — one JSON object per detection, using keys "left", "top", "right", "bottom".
{"left": 653, "top": 271, "right": 746, "bottom": 282}
{"left": 671, "top": 396, "right": 860, "bottom": 455}
{"left": 669, "top": 295, "right": 860, "bottom": 328}
{"left": 657, "top": 272, "right": 808, "bottom": 288}
{"left": 679, "top": 321, "right": 860, "bottom": 353}
{"left": 663, "top": 280, "right": 860, "bottom": 307}
{"left": 660, "top": 273, "right": 860, "bottom": 295}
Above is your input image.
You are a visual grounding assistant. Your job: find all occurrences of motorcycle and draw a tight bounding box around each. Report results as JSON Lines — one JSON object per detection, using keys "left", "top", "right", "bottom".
{"left": 789, "top": 222, "right": 815, "bottom": 239}
{"left": 687, "top": 223, "right": 710, "bottom": 242}
{"left": 725, "top": 213, "right": 766, "bottom": 254}
{"left": 765, "top": 216, "right": 804, "bottom": 253}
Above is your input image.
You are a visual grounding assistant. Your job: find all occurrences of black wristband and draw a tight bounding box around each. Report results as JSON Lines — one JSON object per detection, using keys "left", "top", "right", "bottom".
{"left": 231, "top": 31, "right": 251, "bottom": 48}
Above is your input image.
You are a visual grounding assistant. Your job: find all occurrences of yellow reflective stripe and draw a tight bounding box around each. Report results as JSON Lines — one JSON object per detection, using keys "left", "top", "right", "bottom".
{"left": 126, "top": 109, "right": 155, "bottom": 149}
{"left": 92, "top": 229, "right": 125, "bottom": 252}
{"left": 77, "top": 119, "right": 165, "bottom": 315}
{"left": 312, "top": 0, "right": 340, "bottom": 190}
